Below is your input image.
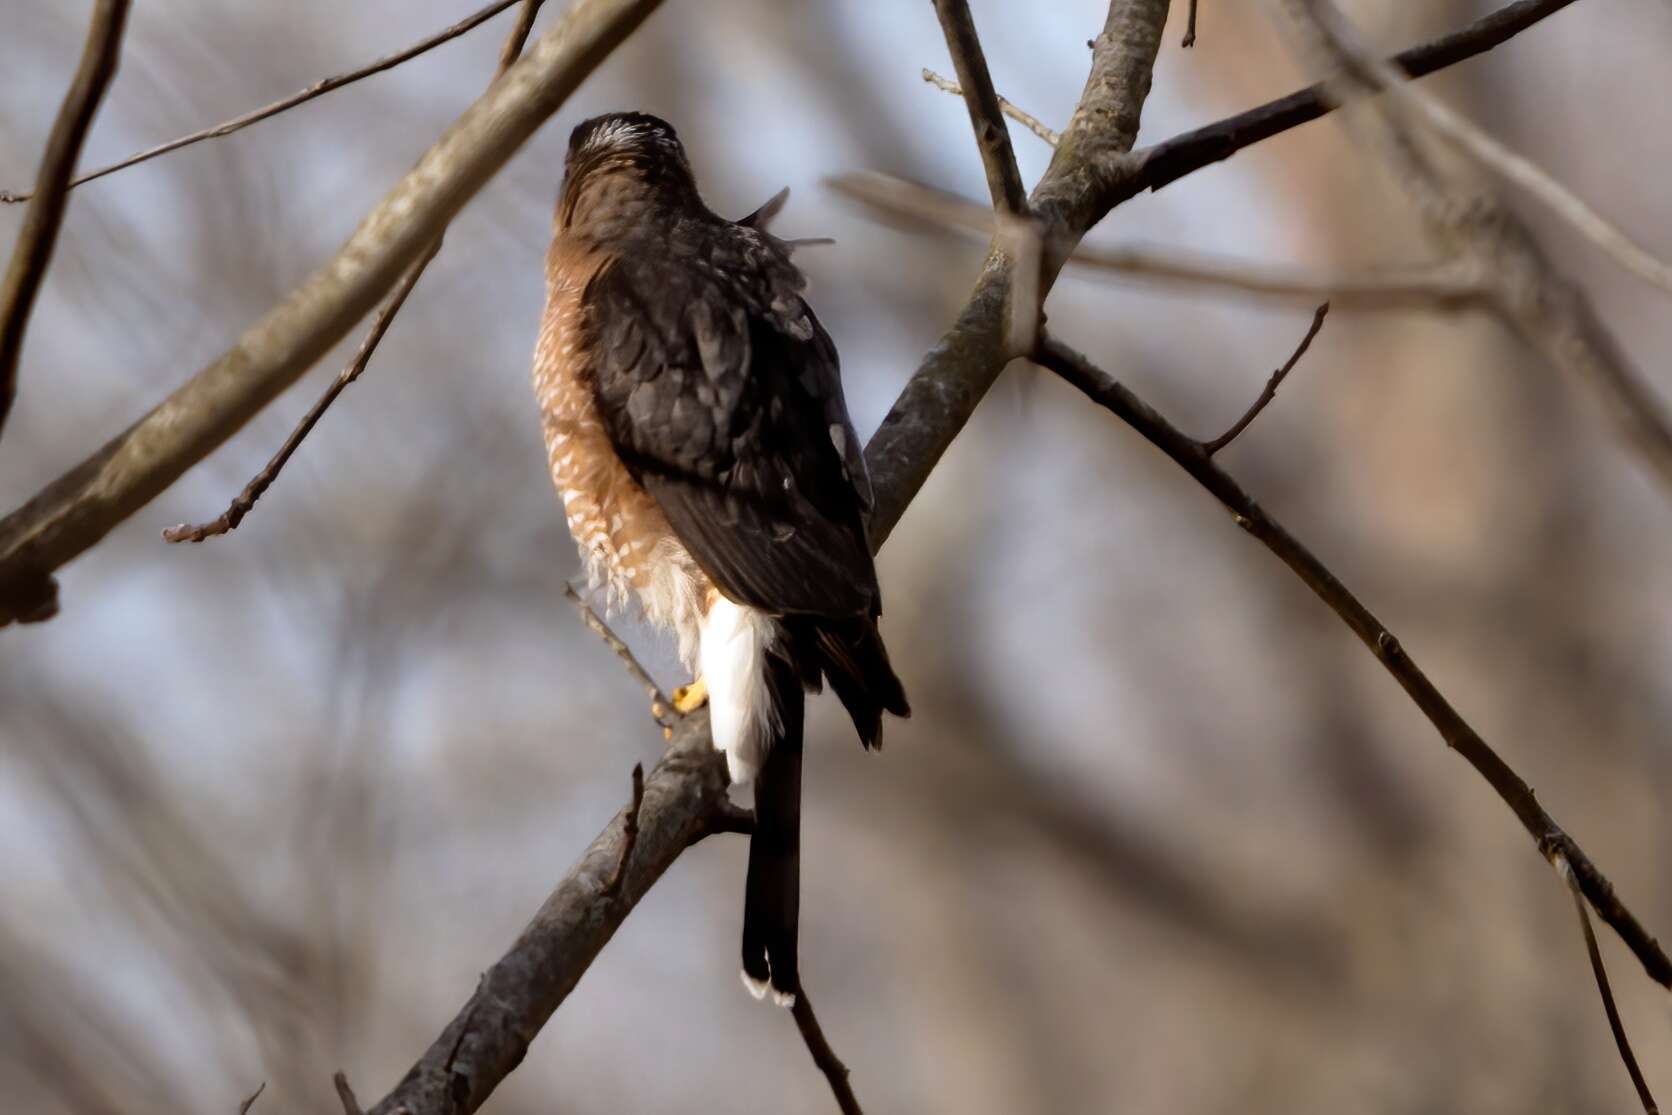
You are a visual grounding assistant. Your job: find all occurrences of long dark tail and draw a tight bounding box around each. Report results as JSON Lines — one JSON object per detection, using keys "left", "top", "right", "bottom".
{"left": 741, "top": 650, "right": 804, "bottom": 1004}
{"left": 811, "top": 615, "right": 910, "bottom": 748}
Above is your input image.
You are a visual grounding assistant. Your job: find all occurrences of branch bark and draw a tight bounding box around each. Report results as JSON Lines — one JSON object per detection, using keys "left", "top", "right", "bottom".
{"left": 930, "top": 0, "right": 1029, "bottom": 216}
{"left": 0, "top": 0, "right": 130, "bottom": 442}
{"left": 0, "top": 0, "right": 665, "bottom": 626}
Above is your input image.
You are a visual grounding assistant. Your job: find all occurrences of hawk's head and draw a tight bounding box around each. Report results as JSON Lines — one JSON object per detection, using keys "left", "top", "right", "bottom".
{"left": 559, "top": 111, "right": 700, "bottom": 230}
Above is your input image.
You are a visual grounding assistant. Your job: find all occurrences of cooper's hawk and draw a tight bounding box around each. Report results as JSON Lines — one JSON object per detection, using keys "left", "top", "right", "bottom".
{"left": 532, "top": 112, "right": 909, "bottom": 1004}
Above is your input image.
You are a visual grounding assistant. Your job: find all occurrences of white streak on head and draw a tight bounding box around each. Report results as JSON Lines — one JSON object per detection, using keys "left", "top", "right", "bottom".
{"left": 699, "top": 598, "right": 777, "bottom": 786}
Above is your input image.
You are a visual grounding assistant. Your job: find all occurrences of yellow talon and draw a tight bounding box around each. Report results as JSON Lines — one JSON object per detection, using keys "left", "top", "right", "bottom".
{"left": 673, "top": 677, "right": 709, "bottom": 714}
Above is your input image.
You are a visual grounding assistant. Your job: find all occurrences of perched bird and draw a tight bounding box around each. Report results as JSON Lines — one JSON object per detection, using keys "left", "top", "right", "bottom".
{"left": 531, "top": 112, "right": 909, "bottom": 1004}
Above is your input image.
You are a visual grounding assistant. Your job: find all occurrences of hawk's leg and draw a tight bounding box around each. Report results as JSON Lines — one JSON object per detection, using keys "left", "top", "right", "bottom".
{"left": 673, "top": 677, "right": 709, "bottom": 713}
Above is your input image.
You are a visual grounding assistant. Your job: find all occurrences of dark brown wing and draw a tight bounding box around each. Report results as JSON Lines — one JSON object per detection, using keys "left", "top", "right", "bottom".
{"left": 582, "top": 218, "right": 877, "bottom": 617}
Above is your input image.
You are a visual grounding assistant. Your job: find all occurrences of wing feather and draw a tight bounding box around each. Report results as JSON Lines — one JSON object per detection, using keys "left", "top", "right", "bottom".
{"left": 583, "top": 220, "right": 877, "bottom": 617}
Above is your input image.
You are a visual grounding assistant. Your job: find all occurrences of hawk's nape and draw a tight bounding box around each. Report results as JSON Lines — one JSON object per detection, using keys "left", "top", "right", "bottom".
{"left": 532, "top": 111, "right": 908, "bottom": 1004}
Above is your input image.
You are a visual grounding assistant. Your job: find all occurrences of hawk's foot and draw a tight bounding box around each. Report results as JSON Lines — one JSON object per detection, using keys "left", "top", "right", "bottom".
{"left": 673, "top": 677, "right": 709, "bottom": 714}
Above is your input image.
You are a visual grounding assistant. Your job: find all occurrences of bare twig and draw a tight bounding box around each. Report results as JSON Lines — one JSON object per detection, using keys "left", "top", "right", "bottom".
{"left": 0, "top": 0, "right": 526, "bottom": 205}
{"left": 930, "top": 0, "right": 1029, "bottom": 216}
{"left": 921, "top": 68, "right": 1059, "bottom": 147}
{"left": 790, "top": 985, "right": 863, "bottom": 1115}
{"left": 829, "top": 171, "right": 1487, "bottom": 307}
{"left": 163, "top": 0, "right": 546, "bottom": 544}
{"left": 1202, "top": 301, "right": 1329, "bottom": 454}
{"left": 1182, "top": 0, "right": 1199, "bottom": 47}
{"left": 602, "top": 764, "right": 645, "bottom": 895}
{"left": 162, "top": 241, "right": 438, "bottom": 542}
{"left": 562, "top": 582, "right": 677, "bottom": 729}
{"left": 237, "top": 1081, "right": 266, "bottom": 1115}
{"left": 0, "top": 0, "right": 129, "bottom": 441}
{"left": 333, "top": 1071, "right": 366, "bottom": 1115}
{"left": 1555, "top": 856, "right": 1660, "bottom": 1114}
{"left": 1036, "top": 334, "right": 1672, "bottom": 990}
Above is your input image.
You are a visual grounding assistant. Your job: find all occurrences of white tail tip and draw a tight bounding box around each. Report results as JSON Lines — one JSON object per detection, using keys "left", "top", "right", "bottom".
{"left": 741, "top": 970, "right": 771, "bottom": 1000}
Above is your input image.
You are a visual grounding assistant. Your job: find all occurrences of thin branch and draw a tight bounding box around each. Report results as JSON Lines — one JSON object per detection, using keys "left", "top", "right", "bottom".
{"left": 161, "top": 241, "right": 438, "bottom": 543}
{"left": 790, "top": 985, "right": 863, "bottom": 1115}
{"left": 236, "top": 1082, "right": 266, "bottom": 1115}
{"left": 1555, "top": 856, "right": 1660, "bottom": 1114}
{"left": 0, "top": 0, "right": 526, "bottom": 205}
{"left": 1202, "top": 301, "right": 1329, "bottom": 455}
{"left": 0, "top": 0, "right": 130, "bottom": 441}
{"left": 921, "top": 68, "right": 1059, "bottom": 147}
{"left": 333, "top": 1071, "right": 366, "bottom": 1115}
{"left": 1182, "top": 0, "right": 1199, "bottom": 47}
{"left": 163, "top": 0, "right": 545, "bottom": 544}
{"left": 828, "top": 170, "right": 1487, "bottom": 307}
{"left": 563, "top": 582, "right": 677, "bottom": 729}
{"left": 1130, "top": 0, "right": 1583, "bottom": 194}
{"left": 929, "top": 0, "right": 1029, "bottom": 216}
{"left": 602, "top": 764, "right": 645, "bottom": 896}
{"left": 1036, "top": 334, "right": 1672, "bottom": 990}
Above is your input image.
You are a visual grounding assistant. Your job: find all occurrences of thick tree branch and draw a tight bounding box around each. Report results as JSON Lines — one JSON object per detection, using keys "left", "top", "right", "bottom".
{"left": 929, "top": 0, "right": 1028, "bottom": 216}
{"left": 365, "top": 714, "right": 732, "bottom": 1115}
{"left": 1035, "top": 335, "right": 1672, "bottom": 991}
{"left": 0, "top": 0, "right": 130, "bottom": 442}
{"left": 0, "top": 0, "right": 665, "bottom": 626}
{"left": 0, "top": 0, "right": 528, "bottom": 205}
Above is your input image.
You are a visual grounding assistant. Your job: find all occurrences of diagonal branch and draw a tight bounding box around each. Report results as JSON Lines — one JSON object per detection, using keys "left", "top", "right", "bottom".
{"left": 1556, "top": 855, "right": 1660, "bottom": 1114}
{"left": 0, "top": 0, "right": 130, "bottom": 442}
{"left": 0, "top": 0, "right": 665, "bottom": 627}
{"left": 1035, "top": 334, "right": 1672, "bottom": 991}
{"left": 1202, "top": 301, "right": 1329, "bottom": 455}
{"left": 0, "top": 0, "right": 527, "bottom": 205}
{"left": 791, "top": 988, "right": 862, "bottom": 1115}
{"left": 929, "top": 0, "right": 1028, "bottom": 216}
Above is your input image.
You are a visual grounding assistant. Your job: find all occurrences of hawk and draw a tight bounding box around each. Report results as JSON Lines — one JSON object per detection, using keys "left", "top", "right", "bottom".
{"left": 531, "top": 112, "right": 910, "bottom": 1005}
